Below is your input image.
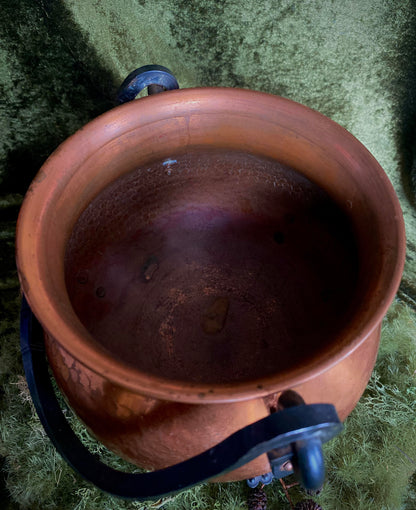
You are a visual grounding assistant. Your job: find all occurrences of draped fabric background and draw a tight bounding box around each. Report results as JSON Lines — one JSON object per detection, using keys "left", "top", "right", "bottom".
{"left": 1, "top": 1, "right": 415, "bottom": 508}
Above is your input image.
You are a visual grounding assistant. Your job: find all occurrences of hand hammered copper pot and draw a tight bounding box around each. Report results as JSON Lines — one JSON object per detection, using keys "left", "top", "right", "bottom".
{"left": 16, "top": 66, "right": 405, "bottom": 497}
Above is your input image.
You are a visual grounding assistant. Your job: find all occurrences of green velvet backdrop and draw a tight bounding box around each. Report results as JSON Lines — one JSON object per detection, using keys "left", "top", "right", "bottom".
{"left": 1, "top": 1, "right": 415, "bottom": 509}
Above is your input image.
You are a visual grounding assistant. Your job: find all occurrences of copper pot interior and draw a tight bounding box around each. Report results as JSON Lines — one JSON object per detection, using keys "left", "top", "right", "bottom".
{"left": 65, "top": 148, "right": 360, "bottom": 385}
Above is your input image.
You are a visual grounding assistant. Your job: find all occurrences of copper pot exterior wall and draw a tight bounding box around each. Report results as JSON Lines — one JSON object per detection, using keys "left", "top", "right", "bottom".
{"left": 44, "top": 332, "right": 271, "bottom": 480}
{"left": 44, "top": 325, "right": 380, "bottom": 481}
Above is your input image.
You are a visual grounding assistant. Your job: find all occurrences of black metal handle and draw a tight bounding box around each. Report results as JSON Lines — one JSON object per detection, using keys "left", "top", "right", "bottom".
{"left": 117, "top": 65, "right": 179, "bottom": 104}
{"left": 20, "top": 296, "right": 342, "bottom": 500}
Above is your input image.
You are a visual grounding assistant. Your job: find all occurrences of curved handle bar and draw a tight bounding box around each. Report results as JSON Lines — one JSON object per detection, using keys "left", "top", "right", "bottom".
{"left": 20, "top": 296, "right": 342, "bottom": 500}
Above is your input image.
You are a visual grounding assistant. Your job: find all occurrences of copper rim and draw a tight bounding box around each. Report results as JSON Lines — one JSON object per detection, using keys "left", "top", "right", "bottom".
{"left": 16, "top": 88, "right": 406, "bottom": 403}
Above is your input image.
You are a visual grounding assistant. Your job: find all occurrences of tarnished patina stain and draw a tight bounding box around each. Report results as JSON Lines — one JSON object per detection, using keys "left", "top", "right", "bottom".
{"left": 201, "top": 296, "right": 229, "bottom": 334}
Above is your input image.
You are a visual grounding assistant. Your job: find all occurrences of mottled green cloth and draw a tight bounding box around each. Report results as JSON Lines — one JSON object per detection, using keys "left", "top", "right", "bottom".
{"left": 1, "top": 1, "right": 416, "bottom": 509}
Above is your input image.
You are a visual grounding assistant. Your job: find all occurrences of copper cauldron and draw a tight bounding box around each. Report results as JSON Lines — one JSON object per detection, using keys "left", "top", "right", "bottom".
{"left": 16, "top": 66, "right": 405, "bottom": 499}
